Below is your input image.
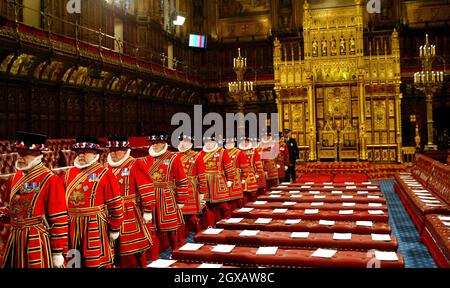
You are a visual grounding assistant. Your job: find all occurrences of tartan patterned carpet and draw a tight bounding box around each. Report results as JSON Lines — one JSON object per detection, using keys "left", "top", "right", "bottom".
{"left": 157, "top": 179, "right": 437, "bottom": 268}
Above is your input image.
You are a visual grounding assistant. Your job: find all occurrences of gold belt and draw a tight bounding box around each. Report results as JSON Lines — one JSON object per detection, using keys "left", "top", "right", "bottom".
{"left": 122, "top": 194, "right": 137, "bottom": 204}
{"left": 11, "top": 216, "right": 43, "bottom": 228}
{"left": 68, "top": 205, "right": 106, "bottom": 217}
{"left": 205, "top": 170, "right": 224, "bottom": 175}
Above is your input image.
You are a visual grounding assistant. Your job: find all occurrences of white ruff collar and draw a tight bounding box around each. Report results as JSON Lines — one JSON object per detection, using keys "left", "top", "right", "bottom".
{"left": 149, "top": 143, "right": 168, "bottom": 157}
{"left": 178, "top": 142, "right": 193, "bottom": 153}
{"left": 203, "top": 142, "right": 219, "bottom": 153}
{"left": 74, "top": 154, "right": 100, "bottom": 169}
{"left": 107, "top": 149, "right": 131, "bottom": 168}
{"left": 225, "top": 143, "right": 235, "bottom": 150}
{"left": 15, "top": 155, "right": 43, "bottom": 172}
{"left": 239, "top": 142, "right": 253, "bottom": 151}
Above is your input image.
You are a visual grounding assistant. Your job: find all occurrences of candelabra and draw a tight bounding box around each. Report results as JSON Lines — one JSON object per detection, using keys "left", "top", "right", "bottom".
{"left": 228, "top": 48, "right": 255, "bottom": 135}
{"left": 413, "top": 34, "right": 444, "bottom": 151}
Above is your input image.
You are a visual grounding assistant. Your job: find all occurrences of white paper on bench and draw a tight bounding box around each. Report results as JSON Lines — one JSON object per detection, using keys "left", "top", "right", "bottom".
{"left": 180, "top": 243, "right": 204, "bottom": 251}
{"left": 414, "top": 193, "right": 432, "bottom": 196}
{"left": 240, "top": 230, "right": 259, "bottom": 237}
{"left": 273, "top": 208, "right": 289, "bottom": 214}
{"left": 203, "top": 228, "right": 224, "bottom": 235}
{"left": 290, "top": 195, "right": 303, "bottom": 198}
{"left": 362, "top": 182, "right": 372, "bottom": 185}
{"left": 314, "top": 195, "right": 326, "bottom": 199}
{"left": 311, "top": 202, "right": 324, "bottom": 207}
{"left": 289, "top": 191, "right": 301, "bottom": 194}
{"left": 368, "top": 186, "right": 378, "bottom": 189}
{"left": 311, "top": 248, "right": 337, "bottom": 258}
{"left": 417, "top": 196, "right": 436, "bottom": 200}
{"left": 305, "top": 182, "right": 315, "bottom": 185}
{"left": 256, "top": 247, "right": 278, "bottom": 255}
{"left": 270, "top": 191, "right": 282, "bottom": 194}
{"left": 357, "top": 191, "right": 369, "bottom": 195}
{"left": 442, "top": 222, "right": 450, "bottom": 227}
{"left": 369, "top": 210, "right": 384, "bottom": 215}
{"left": 226, "top": 218, "right": 244, "bottom": 224}
{"left": 212, "top": 245, "right": 235, "bottom": 253}
{"left": 342, "top": 202, "right": 356, "bottom": 207}
{"left": 324, "top": 186, "right": 334, "bottom": 189}
{"left": 269, "top": 195, "right": 282, "bottom": 198}
{"left": 281, "top": 182, "right": 292, "bottom": 185}
{"left": 412, "top": 190, "right": 429, "bottom": 193}
{"left": 368, "top": 196, "right": 380, "bottom": 199}
{"left": 198, "top": 263, "right": 223, "bottom": 268}
{"left": 147, "top": 259, "right": 177, "bottom": 268}
{"left": 333, "top": 233, "right": 352, "bottom": 240}
{"left": 421, "top": 199, "right": 441, "bottom": 204}
{"left": 255, "top": 218, "right": 272, "bottom": 224}
{"left": 319, "top": 220, "right": 335, "bottom": 226}
{"left": 426, "top": 203, "right": 443, "bottom": 207}
{"left": 254, "top": 201, "right": 268, "bottom": 205}
{"left": 346, "top": 186, "right": 357, "bottom": 189}
{"left": 345, "top": 182, "right": 355, "bottom": 185}
{"left": 372, "top": 234, "right": 391, "bottom": 241}
{"left": 375, "top": 251, "right": 399, "bottom": 261}
{"left": 277, "top": 186, "right": 288, "bottom": 188}
{"left": 408, "top": 184, "right": 423, "bottom": 187}
{"left": 323, "top": 182, "right": 333, "bottom": 185}
{"left": 301, "top": 186, "right": 311, "bottom": 189}
{"left": 438, "top": 216, "right": 450, "bottom": 221}
{"left": 356, "top": 221, "right": 373, "bottom": 227}
{"left": 369, "top": 203, "right": 383, "bottom": 207}
{"left": 339, "top": 210, "right": 354, "bottom": 215}
{"left": 342, "top": 195, "right": 354, "bottom": 199}
{"left": 332, "top": 191, "right": 343, "bottom": 194}
{"left": 309, "top": 191, "right": 321, "bottom": 195}
{"left": 285, "top": 219, "right": 301, "bottom": 224}
{"left": 283, "top": 202, "right": 297, "bottom": 206}
{"left": 305, "top": 209, "right": 319, "bottom": 214}
{"left": 238, "top": 207, "right": 254, "bottom": 213}
{"left": 291, "top": 232, "right": 310, "bottom": 239}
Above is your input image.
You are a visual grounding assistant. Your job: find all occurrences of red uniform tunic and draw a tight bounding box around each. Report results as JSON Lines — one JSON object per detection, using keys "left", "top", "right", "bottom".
{"left": 254, "top": 147, "right": 267, "bottom": 190}
{"left": 226, "top": 147, "right": 248, "bottom": 201}
{"left": 64, "top": 163, "right": 124, "bottom": 268}
{"left": 261, "top": 144, "right": 279, "bottom": 181}
{"left": 177, "top": 150, "right": 207, "bottom": 215}
{"left": 277, "top": 142, "right": 289, "bottom": 180}
{"left": 240, "top": 148, "right": 261, "bottom": 193}
{"left": 142, "top": 152, "right": 188, "bottom": 232}
{"left": 1, "top": 162, "right": 68, "bottom": 268}
{"left": 107, "top": 157, "right": 154, "bottom": 256}
{"left": 199, "top": 147, "right": 236, "bottom": 204}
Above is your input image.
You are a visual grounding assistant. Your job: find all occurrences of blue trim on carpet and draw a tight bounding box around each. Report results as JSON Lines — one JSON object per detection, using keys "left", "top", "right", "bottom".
{"left": 377, "top": 179, "right": 436, "bottom": 268}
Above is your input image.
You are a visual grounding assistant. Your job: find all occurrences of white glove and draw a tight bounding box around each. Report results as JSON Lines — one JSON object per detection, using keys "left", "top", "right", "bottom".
{"left": 178, "top": 203, "right": 185, "bottom": 209}
{"left": 265, "top": 172, "right": 268, "bottom": 178}
{"left": 110, "top": 231, "right": 120, "bottom": 241}
{"left": 285, "top": 166, "right": 289, "bottom": 171}
{"left": 227, "top": 181, "right": 233, "bottom": 188}
{"left": 277, "top": 164, "right": 281, "bottom": 169}
{"left": 52, "top": 253, "right": 65, "bottom": 268}
{"left": 143, "top": 212, "right": 153, "bottom": 223}
{"left": 199, "top": 194, "right": 205, "bottom": 202}
{"left": 256, "top": 174, "right": 260, "bottom": 178}
{"left": 241, "top": 179, "right": 246, "bottom": 184}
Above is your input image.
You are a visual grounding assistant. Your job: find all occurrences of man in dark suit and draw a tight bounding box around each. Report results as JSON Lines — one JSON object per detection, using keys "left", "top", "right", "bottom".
{"left": 283, "top": 129, "right": 299, "bottom": 183}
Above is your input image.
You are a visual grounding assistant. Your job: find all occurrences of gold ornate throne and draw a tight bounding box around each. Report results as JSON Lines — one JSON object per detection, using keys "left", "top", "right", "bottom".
{"left": 318, "top": 121, "right": 338, "bottom": 161}
{"left": 339, "top": 122, "right": 359, "bottom": 161}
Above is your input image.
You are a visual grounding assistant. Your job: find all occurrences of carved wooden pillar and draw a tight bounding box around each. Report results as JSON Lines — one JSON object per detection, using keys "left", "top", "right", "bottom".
{"left": 307, "top": 73, "right": 316, "bottom": 161}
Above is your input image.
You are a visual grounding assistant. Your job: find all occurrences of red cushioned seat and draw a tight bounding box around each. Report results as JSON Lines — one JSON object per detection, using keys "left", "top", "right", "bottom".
{"left": 258, "top": 193, "right": 385, "bottom": 204}
{"left": 216, "top": 218, "right": 391, "bottom": 234}
{"left": 245, "top": 202, "right": 388, "bottom": 211}
{"left": 420, "top": 214, "right": 450, "bottom": 268}
{"left": 231, "top": 208, "right": 389, "bottom": 222}
{"left": 0, "top": 153, "right": 17, "bottom": 175}
{"left": 148, "top": 261, "right": 238, "bottom": 268}
{"left": 172, "top": 244, "right": 404, "bottom": 268}
{"left": 194, "top": 230, "right": 398, "bottom": 251}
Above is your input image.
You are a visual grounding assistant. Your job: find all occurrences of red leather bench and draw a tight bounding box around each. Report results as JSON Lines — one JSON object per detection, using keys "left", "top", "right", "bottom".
{"left": 420, "top": 214, "right": 450, "bottom": 268}
{"left": 172, "top": 244, "right": 404, "bottom": 268}
{"left": 194, "top": 229, "right": 398, "bottom": 251}
{"left": 215, "top": 218, "right": 391, "bottom": 234}
{"left": 148, "top": 260, "right": 237, "bottom": 268}
{"left": 258, "top": 193, "right": 386, "bottom": 204}
{"left": 394, "top": 154, "right": 450, "bottom": 231}
{"left": 245, "top": 202, "right": 388, "bottom": 212}
{"left": 0, "top": 141, "right": 12, "bottom": 154}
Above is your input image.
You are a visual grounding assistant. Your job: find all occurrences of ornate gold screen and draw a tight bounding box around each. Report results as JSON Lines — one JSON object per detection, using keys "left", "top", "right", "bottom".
{"left": 274, "top": 1, "right": 402, "bottom": 163}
